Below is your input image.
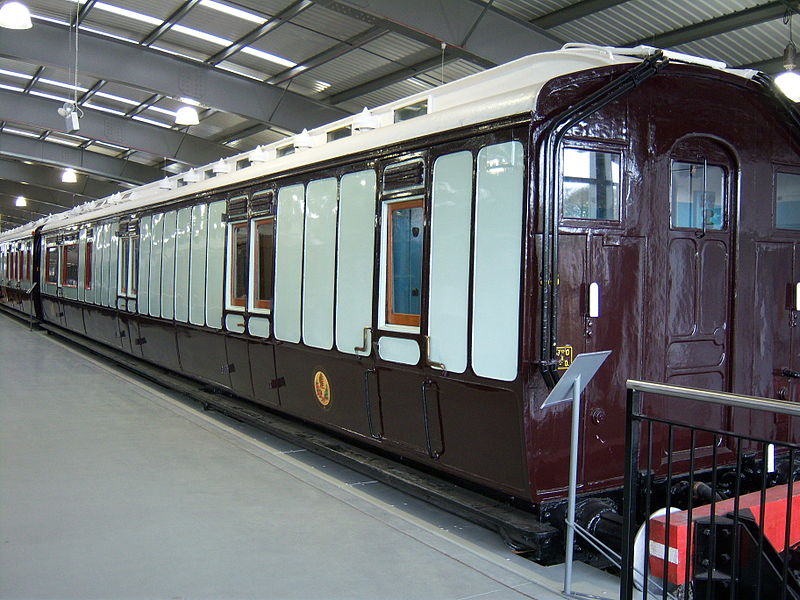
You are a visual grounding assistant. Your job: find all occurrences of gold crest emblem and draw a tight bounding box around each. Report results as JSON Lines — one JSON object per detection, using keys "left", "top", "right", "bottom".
{"left": 313, "top": 370, "right": 331, "bottom": 407}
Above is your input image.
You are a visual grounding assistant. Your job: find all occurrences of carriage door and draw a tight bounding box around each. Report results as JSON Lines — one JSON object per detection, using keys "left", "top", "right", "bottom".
{"left": 664, "top": 137, "right": 735, "bottom": 394}
{"left": 758, "top": 168, "right": 800, "bottom": 419}
{"left": 557, "top": 141, "right": 646, "bottom": 488}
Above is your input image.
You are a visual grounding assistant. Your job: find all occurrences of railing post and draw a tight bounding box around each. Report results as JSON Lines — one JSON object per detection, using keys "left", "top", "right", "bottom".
{"left": 620, "top": 387, "right": 641, "bottom": 600}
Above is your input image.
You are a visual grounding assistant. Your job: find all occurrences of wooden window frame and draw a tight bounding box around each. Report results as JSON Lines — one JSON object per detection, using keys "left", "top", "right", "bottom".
{"left": 385, "top": 197, "right": 423, "bottom": 328}
{"left": 61, "top": 243, "right": 79, "bottom": 288}
{"left": 251, "top": 217, "right": 275, "bottom": 311}
{"left": 118, "top": 237, "right": 129, "bottom": 296}
{"left": 45, "top": 247, "right": 58, "bottom": 285}
{"left": 128, "top": 236, "right": 138, "bottom": 298}
{"left": 228, "top": 221, "right": 248, "bottom": 309}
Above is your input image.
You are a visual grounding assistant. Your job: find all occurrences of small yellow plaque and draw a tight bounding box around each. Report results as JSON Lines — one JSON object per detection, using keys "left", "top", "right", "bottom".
{"left": 313, "top": 370, "right": 331, "bottom": 407}
{"left": 556, "top": 346, "right": 573, "bottom": 370}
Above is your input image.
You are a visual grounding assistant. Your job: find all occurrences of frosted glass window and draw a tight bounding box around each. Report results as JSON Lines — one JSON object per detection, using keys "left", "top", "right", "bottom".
{"left": 161, "top": 211, "right": 177, "bottom": 320}
{"left": 108, "top": 227, "right": 120, "bottom": 307}
{"left": 138, "top": 217, "right": 151, "bottom": 313}
{"left": 671, "top": 161, "right": 725, "bottom": 230}
{"left": 274, "top": 184, "right": 305, "bottom": 343}
{"left": 303, "top": 178, "right": 338, "bottom": 350}
{"left": 776, "top": 172, "right": 800, "bottom": 230}
{"left": 100, "top": 223, "right": 111, "bottom": 307}
{"left": 472, "top": 141, "right": 524, "bottom": 381}
{"left": 562, "top": 148, "right": 620, "bottom": 220}
{"left": 336, "top": 170, "right": 377, "bottom": 356}
{"left": 174, "top": 208, "right": 191, "bottom": 323}
{"left": 206, "top": 201, "right": 226, "bottom": 329}
{"left": 189, "top": 204, "right": 208, "bottom": 327}
{"left": 429, "top": 151, "right": 473, "bottom": 374}
{"left": 149, "top": 213, "right": 164, "bottom": 317}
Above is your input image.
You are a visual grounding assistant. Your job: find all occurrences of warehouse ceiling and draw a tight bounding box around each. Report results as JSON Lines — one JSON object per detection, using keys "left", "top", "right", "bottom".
{"left": 0, "top": 0, "right": 793, "bottom": 231}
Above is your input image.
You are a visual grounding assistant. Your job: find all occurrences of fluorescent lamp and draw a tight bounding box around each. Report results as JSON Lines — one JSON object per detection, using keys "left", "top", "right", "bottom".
{"left": 0, "top": 1, "right": 32, "bottom": 29}
{"left": 175, "top": 106, "right": 199, "bottom": 126}
{"left": 15, "top": 195, "right": 26, "bottom": 207}
{"left": 61, "top": 168, "right": 78, "bottom": 183}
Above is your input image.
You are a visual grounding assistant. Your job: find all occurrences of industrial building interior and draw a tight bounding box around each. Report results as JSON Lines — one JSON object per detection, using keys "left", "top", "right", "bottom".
{"left": 0, "top": 0, "right": 791, "bottom": 232}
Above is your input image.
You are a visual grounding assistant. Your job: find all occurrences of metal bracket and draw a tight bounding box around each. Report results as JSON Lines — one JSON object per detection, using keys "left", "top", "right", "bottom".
{"left": 354, "top": 327, "right": 371, "bottom": 354}
{"left": 424, "top": 335, "right": 446, "bottom": 372}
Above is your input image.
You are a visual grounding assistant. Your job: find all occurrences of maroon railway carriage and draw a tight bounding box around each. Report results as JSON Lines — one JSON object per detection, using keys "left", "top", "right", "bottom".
{"left": 1, "top": 45, "right": 798, "bottom": 552}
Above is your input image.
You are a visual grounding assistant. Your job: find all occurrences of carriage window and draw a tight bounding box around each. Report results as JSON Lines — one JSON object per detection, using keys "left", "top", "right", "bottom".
{"left": 118, "top": 236, "right": 138, "bottom": 298}
{"left": 61, "top": 244, "right": 79, "bottom": 287}
{"left": 26, "top": 248, "right": 31, "bottom": 281}
{"left": 671, "top": 161, "right": 725, "bottom": 230}
{"left": 776, "top": 172, "right": 800, "bottom": 230}
{"left": 562, "top": 148, "right": 621, "bottom": 220}
{"left": 119, "top": 238, "right": 129, "bottom": 295}
{"left": 85, "top": 241, "right": 93, "bottom": 290}
{"left": 385, "top": 198, "right": 424, "bottom": 327}
{"left": 45, "top": 247, "right": 58, "bottom": 285}
{"left": 252, "top": 218, "right": 274, "bottom": 311}
{"left": 228, "top": 222, "right": 248, "bottom": 308}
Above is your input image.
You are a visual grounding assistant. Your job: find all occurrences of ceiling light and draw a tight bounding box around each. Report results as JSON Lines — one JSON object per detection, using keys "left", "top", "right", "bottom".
{"left": 777, "top": 12, "right": 800, "bottom": 102}
{"left": 175, "top": 105, "right": 199, "bottom": 126}
{"left": 15, "top": 195, "right": 26, "bottom": 207}
{"left": 0, "top": 1, "right": 32, "bottom": 29}
{"left": 61, "top": 168, "right": 78, "bottom": 183}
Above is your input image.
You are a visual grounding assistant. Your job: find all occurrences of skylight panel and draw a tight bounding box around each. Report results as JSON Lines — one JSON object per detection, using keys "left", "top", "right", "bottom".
{"left": 39, "top": 78, "right": 88, "bottom": 93}
{"left": 240, "top": 46, "right": 295, "bottom": 68}
{"left": 147, "top": 106, "right": 177, "bottom": 117}
{"left": 131, "top": 115, "right": 172, "bottom": 128}
{"left": 0, "top": 68, "right": 31, "bottom": 80}
{"left": 199, "top": 0, "right": 265, "bottom": 25}
{"left": 3, "top": 128, "right": 40, "bottom": 138}
{"left": 78, "top": 25, "right": 139, "bottom": 43}
{"left": 93, "top": 140, "right": 129, "bottom": 151}
{"left": 83, "top": 102, "right": 127, "bottom": 116}
{"left": 29, "top": 90, "right": 72, "bottom": 103}
{"left": 171, "top": 24, "right": 231, "bottom": 47}
{"left": 93, "top": 2, "right": 162, "bottom": 26}
{"left": 31, "top": 13, "right": 70, "bottom": 26}
{"left": 150, "top": 45, "right": 203, "bottom": 62}
{"left": 94, "top": 91, "right": 140, "bottom": 106}
{"left": 0, "top": 83, "right": 25, "bottom": 93}
{"left": 47, "top": 137, "right": 81, "bottom": 147}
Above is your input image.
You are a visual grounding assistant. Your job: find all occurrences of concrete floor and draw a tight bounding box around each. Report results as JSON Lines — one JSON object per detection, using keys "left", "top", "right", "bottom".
{"left": 0, "top": 313, "right": 619, "bottom": 600}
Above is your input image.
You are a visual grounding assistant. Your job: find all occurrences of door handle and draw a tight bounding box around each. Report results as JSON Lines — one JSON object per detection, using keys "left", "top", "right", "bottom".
{"left": 782, "top": 368, "right": 800, "bottom": 379}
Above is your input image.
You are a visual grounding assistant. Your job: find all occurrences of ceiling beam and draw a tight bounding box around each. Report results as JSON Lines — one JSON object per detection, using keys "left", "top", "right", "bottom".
{"left": 333, "top": 0, "right": 560, "bottom": 66}
{"left": 531, "top": 0, "right": 628, "bottom": 29}
{"left": 0, "top": 133, "right": 161, "bottom": 184}
{"left": 0, "top": 159, "right": 123, "bottom": 199}
{"left": 0, "top": 88, "right": 235, "bottom": 166}
{"left": 0, "top": 180, "right": 86, "bottom": 211}
{"left": 0, "top": 198, "right": 49, "bottom": 220}
{"left": 325, "top": 55, "right": 449, "bottom": 105}
{"left": 267, "top": 25, "right": 390, "bottom": 86}
{"left": 207, "top": 0, "right": 315, "bottom": 66}
{"left": 625, "top": 1, "right": 786, "bottom": 48}
{"left": 0, "top": 21, "right": 349, "bottom": 134}
{"left": 140, "top": 0, "right": 201, "bottom": 46}
{"left": 740, "top": 56, "right": 783, "bottom": 73}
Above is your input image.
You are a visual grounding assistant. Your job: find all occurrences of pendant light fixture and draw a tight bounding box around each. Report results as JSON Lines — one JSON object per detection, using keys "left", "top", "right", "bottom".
{"left": 61, "top": 167, "right": 78, "bottom": 183}
{"left": 776, "top": 8, "right": 800, "bottom": 102}
{"left": 175, "top": 106, "right": 199, "bottom": 126}
{"left": 15, "top": 195, "right": 26, "bottom": 207}
{"left": 0, "top": 1, "right": 32, "bottom": 29}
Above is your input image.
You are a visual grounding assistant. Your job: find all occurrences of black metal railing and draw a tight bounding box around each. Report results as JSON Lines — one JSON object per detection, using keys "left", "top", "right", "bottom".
{"left": 620, "top": 380, "right": 800, "bottom": 600}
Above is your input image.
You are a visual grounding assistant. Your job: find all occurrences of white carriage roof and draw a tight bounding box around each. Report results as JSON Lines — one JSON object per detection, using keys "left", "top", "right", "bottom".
{"left": 0, "top": 43, "right": 757, "bottom": 243}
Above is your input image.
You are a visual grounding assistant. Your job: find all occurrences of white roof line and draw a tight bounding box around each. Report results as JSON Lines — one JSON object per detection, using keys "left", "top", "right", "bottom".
{"left": 0, "top": 44, "right": 755, "bottom": 241}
